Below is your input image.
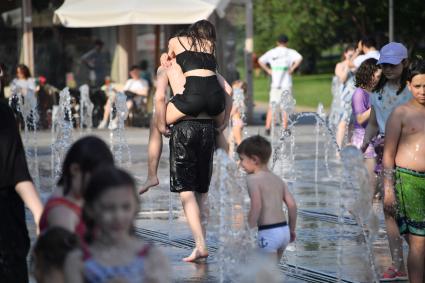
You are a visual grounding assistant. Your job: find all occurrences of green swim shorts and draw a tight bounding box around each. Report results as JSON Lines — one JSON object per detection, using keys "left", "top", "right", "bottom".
{"left": 395, "top": 166, "right": 425, "bottom": 236}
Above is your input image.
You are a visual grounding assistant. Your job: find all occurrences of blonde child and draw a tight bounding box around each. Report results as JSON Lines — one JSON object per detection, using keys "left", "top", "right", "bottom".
{"left": 237, "top": 135, "right": 297, "bottom": 261}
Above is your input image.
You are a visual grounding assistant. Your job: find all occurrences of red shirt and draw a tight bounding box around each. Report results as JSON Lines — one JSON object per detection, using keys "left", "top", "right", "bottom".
{"left": 39, "top": 197, "right": 86, "bottom": 241}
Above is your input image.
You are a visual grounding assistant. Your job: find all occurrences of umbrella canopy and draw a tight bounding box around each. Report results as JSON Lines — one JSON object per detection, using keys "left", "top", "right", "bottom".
{"left": 54, "top": 0, "right": 228, "bottom": 27}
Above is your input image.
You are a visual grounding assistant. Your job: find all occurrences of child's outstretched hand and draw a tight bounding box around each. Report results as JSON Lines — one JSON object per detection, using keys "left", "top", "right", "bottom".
{"left": 290, "top": 230, "right": 296, "bottom": 243}
{"left": 160, "top": 53, "right": 172, "bottom": 68}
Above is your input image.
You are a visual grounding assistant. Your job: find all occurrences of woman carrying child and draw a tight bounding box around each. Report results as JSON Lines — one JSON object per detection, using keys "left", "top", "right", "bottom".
{"left": 142, "top": 20, "right": 232, "bottom": 262}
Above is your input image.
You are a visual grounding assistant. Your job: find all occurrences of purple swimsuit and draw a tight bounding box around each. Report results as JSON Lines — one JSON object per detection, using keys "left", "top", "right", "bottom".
{"left": 351, "top": 87, "right": 375, "bottom": 158}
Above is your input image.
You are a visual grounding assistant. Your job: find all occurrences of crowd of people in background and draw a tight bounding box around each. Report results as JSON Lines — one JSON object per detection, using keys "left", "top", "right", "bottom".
{"left": 1, "top": 16, "right": 425, "bottom": 283}
{"left": 330, "top": 38, "right": 425, "bottom": 282}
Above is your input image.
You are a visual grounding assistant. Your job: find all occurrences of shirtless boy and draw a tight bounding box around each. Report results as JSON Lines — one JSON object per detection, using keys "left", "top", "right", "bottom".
{"left": 237, "top": 135, "right": 297, "bottom": 261}
{"left": 383, "top": 58, "right": 425, "bottom": 283}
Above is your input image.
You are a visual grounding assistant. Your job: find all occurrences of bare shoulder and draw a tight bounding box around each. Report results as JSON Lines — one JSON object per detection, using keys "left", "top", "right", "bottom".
{"left": 48, "top": 205, "right": 78, "bottom": 227}
{"left": 393, "top": 103, "right": 409, "bottom": 116}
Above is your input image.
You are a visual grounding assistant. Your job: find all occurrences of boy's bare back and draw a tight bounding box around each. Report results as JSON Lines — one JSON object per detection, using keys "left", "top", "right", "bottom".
{"left": 247, "top": 171, "right": 288, "bottom": 226}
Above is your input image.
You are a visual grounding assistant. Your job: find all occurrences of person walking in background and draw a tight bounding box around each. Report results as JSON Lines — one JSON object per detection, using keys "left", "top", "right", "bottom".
{"left": 258, "top": 34, "right": 303, "bottom": 135}
{"left": 81, "top": 39, "right": 111, "bottom": 88}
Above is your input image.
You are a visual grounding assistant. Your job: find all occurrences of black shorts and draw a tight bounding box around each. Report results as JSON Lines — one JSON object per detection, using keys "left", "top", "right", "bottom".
{"left": 169, "top": 119, "right": 215, "bottom": 193}
{"left": 170, "top": 75, "right": 225, "bottom": 117}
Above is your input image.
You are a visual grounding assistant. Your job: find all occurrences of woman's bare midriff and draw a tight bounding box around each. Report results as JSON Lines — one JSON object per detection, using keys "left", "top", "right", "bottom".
{"left": 183, "top": 69, "right": 216, "bottom": 77}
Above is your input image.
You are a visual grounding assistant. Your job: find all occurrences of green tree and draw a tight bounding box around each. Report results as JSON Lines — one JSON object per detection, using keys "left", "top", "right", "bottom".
{"left": 254, "top": 0, "right": 425, "bottom": 72}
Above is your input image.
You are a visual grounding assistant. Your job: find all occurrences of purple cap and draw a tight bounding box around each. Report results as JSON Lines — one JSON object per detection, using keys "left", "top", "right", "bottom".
{"left": 377, "top": 42, "right": 407, "bottom": 65}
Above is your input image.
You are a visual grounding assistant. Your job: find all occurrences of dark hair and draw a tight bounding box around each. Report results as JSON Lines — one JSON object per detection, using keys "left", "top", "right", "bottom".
{"left": 185, "top": 20, "right": 216, "bottom": 54}
{"left": 277, "top": 34, "right": 289, "bottom": 44}
{"left": 139, "top": 60, "right": 148, "bottom": 70}
{"left": 59, "top": 136, "right": 114, "bottom": 195}
{"left": 236, "top": 135, "right": 272, "bottom": 164}
{"left": 32, "top": 227, "right": 79, "bottom": 277}
{"left": 341, "top": 45, "right": 355, "bottom": 60}
{"left": 17, "top": 64, "right": 31, "bottom": 79}
{"left": 355, "top": 58, "right": 380, "bottom": 88}
{"left": 83, "top": 166, "right": 138, "bottom": 243}
{"left": 374, "top": 59, "right": 409, "bottom": 97}
{"left": 129, "top": 65, "right": 140, "bottom": 72}
{"left": 407, "top": 56, "right": 425, "bottom": 82}
{"left": 361, "top": 36, "right": 377, "bottom": 49}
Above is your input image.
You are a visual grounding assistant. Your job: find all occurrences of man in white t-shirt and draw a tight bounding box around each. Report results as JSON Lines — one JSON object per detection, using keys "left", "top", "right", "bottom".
{"left": 349, "top": 36, "right": 380, "bottom": 70}
{"left": 258, "top": 35, "right": 303, "bottom": 134}
{"left": 124, "top": 65, "right": 149, "bottom": 112}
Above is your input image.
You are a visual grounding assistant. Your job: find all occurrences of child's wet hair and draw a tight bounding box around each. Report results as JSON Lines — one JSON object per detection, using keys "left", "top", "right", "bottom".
{"left": 237, "top": 135, "right": 272, "bottom": 164}
{"left": 355, "top": 58, "right": 380, "bottom": 89}
{"left": 32, "top": 227, "right": 79, "bottom": 277}
{"left": 82, "top": 166, "right": 138, "bottom": 243}
{"left": 408, "top": 56, "right": 425, "bottom": 81}
{"left": 59, "top": 136, "right": 114, "bottom": 195}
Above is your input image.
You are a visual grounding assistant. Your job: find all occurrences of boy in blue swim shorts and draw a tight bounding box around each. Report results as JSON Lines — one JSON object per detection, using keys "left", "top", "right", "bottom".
{"left": 237, "top": 135, "right": 297, "bottom": 261}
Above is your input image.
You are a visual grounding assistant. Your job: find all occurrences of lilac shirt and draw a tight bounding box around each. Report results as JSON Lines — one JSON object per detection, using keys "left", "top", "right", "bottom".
{"left": 351, "top": 87, "right": 370, "bottom": 131}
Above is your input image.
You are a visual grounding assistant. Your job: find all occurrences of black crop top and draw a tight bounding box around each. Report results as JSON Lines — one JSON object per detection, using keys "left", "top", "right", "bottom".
{"left": 175, "top": 38, "right": 216, "bottom": 73}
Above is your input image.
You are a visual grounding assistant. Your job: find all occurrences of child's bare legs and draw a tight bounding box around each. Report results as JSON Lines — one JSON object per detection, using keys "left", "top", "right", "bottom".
{"left": 277, "top": 248, "right": 284, "bottom": 263}
{"left": 282, "top": 111, "right": 288, "bottom": 129}
{"left": 265, "top": 106, "right": 272, "bottom": 130}
{"left": 364, "top": 158, "right": 377, "bottom": 198}
{"left": 140, "top": 116, "right": 162, "bottom": 194}
{"left": 407, "top": 234, "right": 425, "bottom": 283}
{"left": 336, "top": 120, "right": 346, "bottom": 149}
{"left": 384, "top": 210, "right": 406, "bottom": 274}
{"left": 180, "top": 191, "right": 209, "bottom": 262}
{"left": 232, "top": 125, "right": 243, "bottom": 145}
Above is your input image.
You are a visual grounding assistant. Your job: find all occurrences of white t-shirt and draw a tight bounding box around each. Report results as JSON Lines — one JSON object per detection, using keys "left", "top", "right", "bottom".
{"left": 258, "top": 46, "right": 302, "bottom": 90}
{"left": 353, "top": 50, "right": 380, "bottom": 69}
{"left": 370, "top": 85, "right": 412, "bottom": 134}
{"left": 123, "top": 78, "right": 148, "bottom": 95}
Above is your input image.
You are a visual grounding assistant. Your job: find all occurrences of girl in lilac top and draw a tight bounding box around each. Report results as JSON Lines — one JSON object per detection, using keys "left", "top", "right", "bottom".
{"left": 351, "top": 58, "right": 382, "bottom": 157}
{"left": 351, "top": 58, "right": 382, "bottom": 198}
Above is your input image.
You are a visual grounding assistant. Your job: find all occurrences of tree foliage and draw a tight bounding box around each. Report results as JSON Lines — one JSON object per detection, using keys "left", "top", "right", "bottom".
{"left": 254, "top": 0, "right": 425, "bottom": 71}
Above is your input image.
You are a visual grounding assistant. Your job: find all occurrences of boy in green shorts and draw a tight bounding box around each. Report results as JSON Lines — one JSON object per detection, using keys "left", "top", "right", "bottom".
{"left": 383, "top": 58, "right": 425, "bottom": 283}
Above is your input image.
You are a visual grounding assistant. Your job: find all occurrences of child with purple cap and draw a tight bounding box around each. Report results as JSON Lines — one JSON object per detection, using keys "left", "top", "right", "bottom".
{"left": 362, "top": 42, "right": 411, "bottom": 281}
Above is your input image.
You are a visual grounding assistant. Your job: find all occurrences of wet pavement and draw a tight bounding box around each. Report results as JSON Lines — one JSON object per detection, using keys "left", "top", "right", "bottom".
{"left": 26, "top": 117, "right": 409, "bottom": 282}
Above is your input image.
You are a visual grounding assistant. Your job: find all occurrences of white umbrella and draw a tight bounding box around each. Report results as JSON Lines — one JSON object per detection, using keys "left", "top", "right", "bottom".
{"left": 54, "top": 0, "right": 228, "bottom": 27}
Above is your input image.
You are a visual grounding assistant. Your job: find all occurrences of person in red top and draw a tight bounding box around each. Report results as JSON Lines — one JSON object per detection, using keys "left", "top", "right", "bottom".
{"left": 39, "top": 136, "right": 114, "bottom": 241}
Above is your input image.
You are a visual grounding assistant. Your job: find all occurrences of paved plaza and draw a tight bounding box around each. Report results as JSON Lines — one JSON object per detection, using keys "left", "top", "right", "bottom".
{"left": 25, "top": 113, "right": 407, "bottom": 282}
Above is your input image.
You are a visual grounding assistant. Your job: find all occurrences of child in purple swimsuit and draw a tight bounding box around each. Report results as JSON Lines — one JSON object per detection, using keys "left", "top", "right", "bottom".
{"left": 351, "top": 58, "right": 382, "bottom": 197}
